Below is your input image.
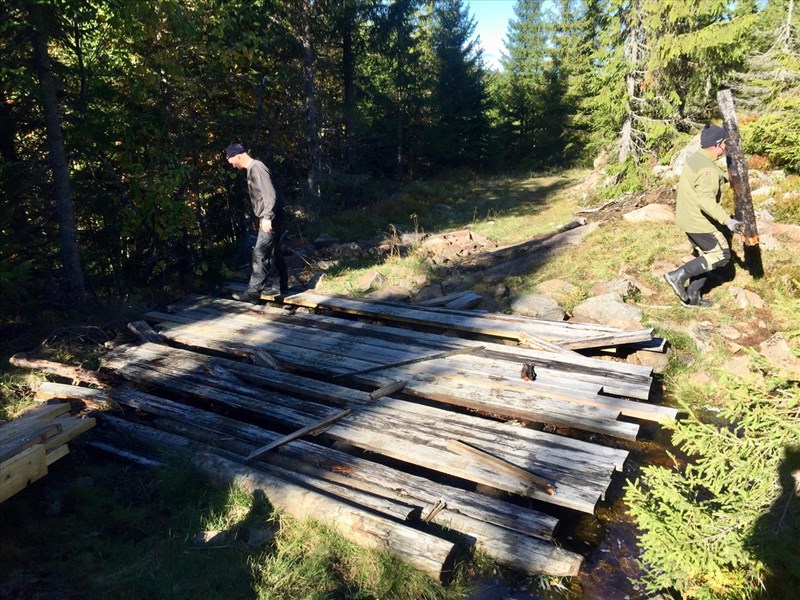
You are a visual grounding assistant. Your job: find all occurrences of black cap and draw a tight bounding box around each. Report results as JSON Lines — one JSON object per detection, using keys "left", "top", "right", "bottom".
{"left": 700, "top": 125, "right": 727, "bottom": 148}
{"left": 226, "top": 142, "right": 246, "bottom": 159}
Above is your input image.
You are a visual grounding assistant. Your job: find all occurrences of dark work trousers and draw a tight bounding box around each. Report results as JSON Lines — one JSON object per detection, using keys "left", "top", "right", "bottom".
{"left": 246, "top": 215, "right": 288, "bottom": 294}
{"left": 684, "top": 230, "right": 731, "bottom": 298}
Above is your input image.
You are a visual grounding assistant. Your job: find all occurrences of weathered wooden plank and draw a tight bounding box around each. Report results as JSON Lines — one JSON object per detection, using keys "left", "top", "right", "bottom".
{"left": 116, "top": 352, "right": 624, "bottom": 484}
{"left": 192, "top": 452, "right": 455, "bottom": 581}
{"left": 368, "top": 380, "right": 408, "bottom": 400}
{"left": 149, "top": 322, "right": 631, "bottom": 425}
{"left": 180, "top": 316, "right": 652, "bottom": 404}
{"left": 0, "top": 402, "right": 71, "bottom": 443}
{"left": 245, "top": 409, "right": 352, "bottom": 461}
{"left": 417, "top": 290, "right": 476, "bottom": 306}
{"left": 334, "top": 346, "right": 485, "bottom": 378}
{"left": 148, "top": 299, "right": 658, "bottom": 402}
{"left": 148, "top": 295, "right": 651, "bottom": 385}
{"left": 717, "top": 89, "right": 759, "bottom": 247}
{"left": 99, "top": 356, "right": 618, "bottom": 512}
{"left": 445, "top": 292, "right": 487, "bottom": 310}
{"left": 0, "top": 444, "right": 47, "bottom": 503}
{"left": 96, "top": 393, "right": 559, "bottom": 541}
{"left": 148, "top": 330, "right": 639, "bottom": 440}
{"left": 278, "top": 291, "right": 654, "bottom": 350}
{"left": 447, "top": 439, "right": 555, "bottom": 495}
{"left": 104, "top": 414, "right": 572, "bottom": 574}
{"left": 127, "top": 320, "right": 165, "bottom": 344}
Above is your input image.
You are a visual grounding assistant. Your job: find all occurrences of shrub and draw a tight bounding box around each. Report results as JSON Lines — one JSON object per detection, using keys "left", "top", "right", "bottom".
{"left": 626, "top": 373, "right": 800, "bottom": 599}
{"left": 741, "top": 98, "right": 800, "bottom": 173}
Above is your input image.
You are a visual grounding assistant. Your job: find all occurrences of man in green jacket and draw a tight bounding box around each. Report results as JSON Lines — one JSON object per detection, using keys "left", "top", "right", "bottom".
{"left": 664, "top": 125, "right": 741, "bottom": 308}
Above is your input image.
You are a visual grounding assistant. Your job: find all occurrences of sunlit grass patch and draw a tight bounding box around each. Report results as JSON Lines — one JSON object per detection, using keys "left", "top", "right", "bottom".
{"left": 252, "top": 515, "right": 455, "bottom": 600}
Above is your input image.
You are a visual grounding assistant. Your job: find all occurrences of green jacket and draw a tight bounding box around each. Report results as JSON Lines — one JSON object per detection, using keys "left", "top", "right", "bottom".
{"left": 675, "top": 149, "right": 730, "bottom": 233}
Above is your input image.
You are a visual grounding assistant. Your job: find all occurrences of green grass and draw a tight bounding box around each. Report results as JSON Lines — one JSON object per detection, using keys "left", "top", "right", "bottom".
{"left": 0, "top": 452, "right": 462, "bottom": 600}
{"left": 0, "top": 458, "right": 259, "bottom": 599}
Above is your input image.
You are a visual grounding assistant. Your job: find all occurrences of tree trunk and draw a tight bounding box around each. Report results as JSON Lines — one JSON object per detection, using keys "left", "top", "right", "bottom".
{"left": 618, "top": 0, "right": 641, "bottom": 164}
{"left": 30, "top": 3, "right": 86, "bottom": 306}
{"left": 717, "top": 89, "right": 763, "bottom": 277}
{"left": 342, "top": 3, "right": 357, "bottom": 173}
{"left": 301, "top": 0, "right": 322, "bottom": 206}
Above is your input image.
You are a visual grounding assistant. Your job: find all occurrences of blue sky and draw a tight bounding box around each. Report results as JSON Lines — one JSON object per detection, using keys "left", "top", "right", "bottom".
{"left": 464, "top": 0, "right": 517, "bottom": 70}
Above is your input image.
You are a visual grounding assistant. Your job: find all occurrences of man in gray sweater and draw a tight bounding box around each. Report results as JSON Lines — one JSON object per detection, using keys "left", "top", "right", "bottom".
{"left": 226, "top": 142, "right": 288, "bottom": 303}
{"left": 663, "top": 125, "right": 741, "bottom": 308}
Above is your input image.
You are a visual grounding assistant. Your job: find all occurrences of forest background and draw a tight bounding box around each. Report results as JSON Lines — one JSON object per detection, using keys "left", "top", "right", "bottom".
{"left": 3, "top": 0, "right": 798, "bottom": 311}
{"left": 1, "top": 0, "right": 799, "bottom": 599}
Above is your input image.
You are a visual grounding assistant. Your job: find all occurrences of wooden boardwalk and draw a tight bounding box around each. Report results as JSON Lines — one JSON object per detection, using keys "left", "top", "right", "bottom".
{"left": 46, "top": 292, "right": 678, "bottom": 579}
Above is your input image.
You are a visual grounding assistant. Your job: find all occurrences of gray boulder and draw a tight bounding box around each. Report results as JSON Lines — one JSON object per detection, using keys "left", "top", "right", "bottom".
{"left": 571, "top": 293, "right": 643, "bottom": 329}
{"left": 510, "top": 294, "right": 565, "bottom": 321}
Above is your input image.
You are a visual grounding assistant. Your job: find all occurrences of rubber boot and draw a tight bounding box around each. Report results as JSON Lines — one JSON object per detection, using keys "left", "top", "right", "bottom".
{"left": 686, "top": 277, "right": 713, "bottom": 308}
{"left": 663, "top": 267, "right": 690, "bottom": 302}
{"left": 665, "top": 257, "right": 710, "bottom": 304}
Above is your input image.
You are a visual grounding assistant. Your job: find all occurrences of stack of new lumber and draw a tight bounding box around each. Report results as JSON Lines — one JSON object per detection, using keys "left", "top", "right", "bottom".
{"left": 0, "top": 401, "right": 95, "bottom": 503}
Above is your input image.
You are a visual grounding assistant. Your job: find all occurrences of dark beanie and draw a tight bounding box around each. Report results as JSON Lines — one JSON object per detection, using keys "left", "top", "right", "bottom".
{"left": 700, "top": 125, "right": 727, "bottom": 148}
{"left": 226, "top": 142, "right": 246, "bottom": 159}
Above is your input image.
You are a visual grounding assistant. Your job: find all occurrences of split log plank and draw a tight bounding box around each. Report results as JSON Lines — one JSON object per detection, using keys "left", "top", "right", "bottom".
{"left": 152, "top": 329, "right": 640, "bottom": 439}
{"left": 368, "top": 380, "right": 407, "bottom": 400}
{"left": 95, "top": 357, "right": 621, "bottom": 512}
{"left": 448, "top": 439, "right": 555, "bottom": 495}
{"left": 93, "top": 392, "right": 559, "bottom": 540}
{"left": 148, "top": 299, "right": 658, "bottom": 402}
{"left": 333, "top": 346, "right": 485, "bottom": 378}
{"left": 717, "top": 88, "right": 763, "bottom": 276}
{"left": 101, "top": 413, "right": 583, "bottom": 575}
{"left": 103, "top": 343, "right": 632, "bottom": 470}
{"left": 192, "top": 452, "right": 455, "bottom": 581}
{"left": 127, "top": 320, "right": 165, "bottom": 344}
{"left": 717, "top": 89, "right": 759, "bottom": 247}
{"left": 0, "top": 444, "right": 48, "bottom": 503}
{"left": 147, "top": 296, "right": 655, "bottom": 389}
{"left": 101, "top": 415, "right": 580, "bottom": 576}
{"left": 278, "top": 291, "right": 654, "bottom": 350}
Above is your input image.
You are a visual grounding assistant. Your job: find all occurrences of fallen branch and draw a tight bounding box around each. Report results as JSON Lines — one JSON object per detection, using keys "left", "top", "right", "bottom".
{"left": 9, "top": 355, "right": 113, "bottom": 387}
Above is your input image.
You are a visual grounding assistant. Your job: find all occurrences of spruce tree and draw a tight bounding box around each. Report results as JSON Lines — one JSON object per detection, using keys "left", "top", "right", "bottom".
{"left": 499, "top": 0, "right": 551, "bottom": 165}
{"left": 422, "top": 0, "right": 488, "bottom": 169}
